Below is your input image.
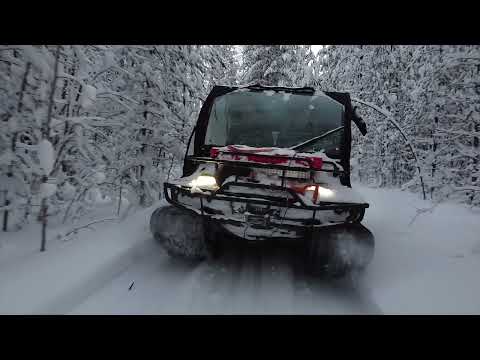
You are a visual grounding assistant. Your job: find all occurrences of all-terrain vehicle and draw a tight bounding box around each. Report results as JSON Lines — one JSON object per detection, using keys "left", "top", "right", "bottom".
{"left": 150, "top": 84, "right": 374, "bottom": 277}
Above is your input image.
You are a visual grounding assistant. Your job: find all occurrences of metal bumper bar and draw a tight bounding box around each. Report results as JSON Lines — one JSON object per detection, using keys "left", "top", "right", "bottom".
{"left": 164, "top": 181, "right": 369, "bottom": 230}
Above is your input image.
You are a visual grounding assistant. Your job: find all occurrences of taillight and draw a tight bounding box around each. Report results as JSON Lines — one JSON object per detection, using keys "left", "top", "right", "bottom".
{"left": 291, "top": 184, "right": 319, "bottom": 203}
{"left": 291, "top": 184, "right": 335, "bottom": 203}
{"left": 210, "top": 147, "right": 220, "bottom": 158}
{"left": 305, "top": 185, "right": 320, "bottom": 203}
{"left": 309, "top": 157, "right": 323, "bottom": 170}
{"left": 289, "top": 184, "right": 313, "bottom": 195}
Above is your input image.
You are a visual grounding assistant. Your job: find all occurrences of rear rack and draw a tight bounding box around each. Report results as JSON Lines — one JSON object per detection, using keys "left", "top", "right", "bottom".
{"left": 187, "top": 155, "right": 341, "bottom": 175}
{"left": 244, "top": 83, "right": 315, "bottom": 94}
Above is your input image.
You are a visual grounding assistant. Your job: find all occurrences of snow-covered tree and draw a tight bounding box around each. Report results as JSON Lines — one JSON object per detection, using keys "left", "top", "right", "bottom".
{"left": 0, "top": 44, "right": 241, "bottom": 241}
{"left": 240, "top": 45, "right": 314, "bottom": 86}
{"left": 316, "top": 45, "right": 480, "bottom": 206}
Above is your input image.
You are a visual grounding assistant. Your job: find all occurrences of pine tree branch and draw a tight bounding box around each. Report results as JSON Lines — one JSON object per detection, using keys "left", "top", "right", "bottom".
{"left": 352, "top": 97, "right": 427, "bottom": 200}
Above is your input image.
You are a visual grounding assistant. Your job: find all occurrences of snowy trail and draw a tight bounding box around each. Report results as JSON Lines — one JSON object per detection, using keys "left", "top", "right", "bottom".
{"left": 3, "top": 184, "right": 479, "bottom": 314}
{"left": 0, "top": 206, "right": 157, "bottom": 314}
{"left": 71, "top": 236, "right": 382, "bottom": 315}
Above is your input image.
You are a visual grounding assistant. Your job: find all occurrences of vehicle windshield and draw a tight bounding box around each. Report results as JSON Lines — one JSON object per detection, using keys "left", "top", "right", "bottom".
{"left": 204, "top": 89, "right": 345, "bottom": 153}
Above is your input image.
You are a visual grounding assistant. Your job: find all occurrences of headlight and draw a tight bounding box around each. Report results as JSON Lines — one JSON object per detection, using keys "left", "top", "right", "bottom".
{"left": 188, "top": 175, "right": 219, "bottom": 190}
{"left": 305, "top": 185, "right": 334, "bottom": 202}
{"left": 317, "top": 186, "right": 335, "bottom": 198}
{"left": 264, "top": 168, "right": 310, "bottom": 180}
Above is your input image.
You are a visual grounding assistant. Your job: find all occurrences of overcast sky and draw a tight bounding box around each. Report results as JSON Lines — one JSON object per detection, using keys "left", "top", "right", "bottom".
{"left": 311, "top": 45, "right": 322, "bottom": 54}
{"left": 235, "top": 45, "right": 323, "bottom": 55}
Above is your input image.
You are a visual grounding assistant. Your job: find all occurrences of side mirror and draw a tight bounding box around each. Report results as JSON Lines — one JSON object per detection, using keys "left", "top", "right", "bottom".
{"left": 325, "top": 147, "right": 342, "bottom": 159}
{"left": 352, "top": 106, "right": 367, "bottom": 136}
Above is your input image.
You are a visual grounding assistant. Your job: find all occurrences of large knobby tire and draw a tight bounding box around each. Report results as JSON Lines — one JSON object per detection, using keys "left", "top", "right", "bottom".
{"left": 307, "top": 224, "right": 375, "bottom": 278}
{"left": 150, "top": 205, "right": 211, "bottom": 261}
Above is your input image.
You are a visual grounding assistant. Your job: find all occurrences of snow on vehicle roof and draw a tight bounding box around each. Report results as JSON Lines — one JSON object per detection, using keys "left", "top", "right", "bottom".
{"left": 213, "top": 144, "right": 340, "bottom": 164}
{"left": 228, "top": 86, "right": 334, "bottom": 103}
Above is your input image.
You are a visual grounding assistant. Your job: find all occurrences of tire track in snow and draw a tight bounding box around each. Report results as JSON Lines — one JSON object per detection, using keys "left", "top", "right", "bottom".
{"left": 298, "top": 271, "right": 383, "bottom": 314}
{"left": 185, "top": 241, "right": 252, "bottom": 314}
{"left": 338, "top": 274, "right": 384, "bottom": 314}
{"left": 69, "top": 235, "right": 382, "bottom": 314}
{"left": 177, "top": 261, "right": 214, "bottom": 313}
{"left": 182, "top": 240, "right": 384, "bottom": 315}
{"left": 48, "top": 234, "right": 156, "bottom": 314}
{"left": 215, "top": 242, "right": 248, "bottom": 313}
{"left": 254, "top": 245, "right": 296, "bottom": 314}
{"left": 184, "top": 260, "right": 234, "bottom": 314}
{"left": 224, "top": 243, "right": 261, "bottom": 314}
{"left": 70, "top": 240, "right": 201, "bottom": 314}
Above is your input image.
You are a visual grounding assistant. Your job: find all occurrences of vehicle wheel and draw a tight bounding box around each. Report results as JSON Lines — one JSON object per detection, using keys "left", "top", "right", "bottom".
{"left": 307, "top": 224, "right": 374, "bottom": 278}
{"left": 353, "top": 208, "right": 365, "bottom": 223}
{"left": 150, "top": 205, "right": 210, "bottom": 261}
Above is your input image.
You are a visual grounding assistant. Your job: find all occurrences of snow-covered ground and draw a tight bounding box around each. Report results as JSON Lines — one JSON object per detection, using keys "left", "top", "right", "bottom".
{"left": 360, "top": 186, "right": 480, "bottom": 314}
{"left": 1, "top": 185, "right": 479, "bottom": 314}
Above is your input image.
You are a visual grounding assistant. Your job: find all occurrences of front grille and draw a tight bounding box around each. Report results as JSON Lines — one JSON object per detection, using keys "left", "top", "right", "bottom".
{"left": 262, "top": 168, "right": 311, "bottom": 180}
{"left": 223, "top": 184, "right": 296, "bottom": 205}
{"left": 246, "top": 203, "right": 271, "bottom": 215}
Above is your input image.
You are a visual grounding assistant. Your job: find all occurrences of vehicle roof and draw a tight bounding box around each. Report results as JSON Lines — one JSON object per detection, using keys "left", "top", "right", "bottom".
{"left": 213, "top": 83, "right": 316, "bottom": 95}
{"left": 212, "top": 83, "right": 352, "bottom": 97}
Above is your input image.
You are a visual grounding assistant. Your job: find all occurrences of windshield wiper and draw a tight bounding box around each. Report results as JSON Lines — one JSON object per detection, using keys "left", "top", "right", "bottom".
{"left": 289, "top": 126, "right": 344, "bottom": 151}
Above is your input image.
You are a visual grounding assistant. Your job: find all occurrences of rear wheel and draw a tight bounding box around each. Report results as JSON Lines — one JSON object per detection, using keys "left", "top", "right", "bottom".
{"left": 150, "top": 205, "right": 218, "bottom": 261}
{"left": 307, "top": 224, "right": 374, "bottom": 278}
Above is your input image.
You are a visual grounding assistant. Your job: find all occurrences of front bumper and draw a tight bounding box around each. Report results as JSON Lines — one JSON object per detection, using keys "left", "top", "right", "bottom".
{"left": 164, "top": 181, "right": 369, "bottom": 240}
